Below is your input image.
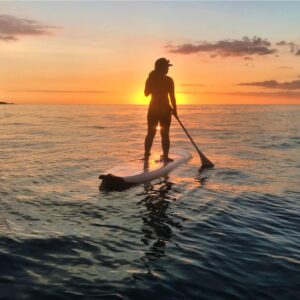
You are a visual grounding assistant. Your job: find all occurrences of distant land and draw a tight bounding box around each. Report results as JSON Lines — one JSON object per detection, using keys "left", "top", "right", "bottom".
{"left": 0, "top": 101, "right": 14, "bottom": 105}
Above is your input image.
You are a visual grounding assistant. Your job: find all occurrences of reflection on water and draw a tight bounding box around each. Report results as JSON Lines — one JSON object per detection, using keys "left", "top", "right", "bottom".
{"left": 135, "top": 177, "right": 178, "bottom": 277}
{"left": 138, "top": 177, "right": 176, "bottom": 253}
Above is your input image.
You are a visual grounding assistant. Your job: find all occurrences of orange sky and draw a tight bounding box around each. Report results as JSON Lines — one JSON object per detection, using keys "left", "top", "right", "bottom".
{"left": 1, "top": 2, "right": 300, "bottom": 105}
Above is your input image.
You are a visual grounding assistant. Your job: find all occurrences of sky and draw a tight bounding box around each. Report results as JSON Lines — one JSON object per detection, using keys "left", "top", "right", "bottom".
{"left": 1, "top": 1, "right": 300, "bottom": 105}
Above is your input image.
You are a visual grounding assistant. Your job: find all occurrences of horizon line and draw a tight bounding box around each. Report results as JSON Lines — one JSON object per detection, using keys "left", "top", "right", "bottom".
{"left": 5, "top": 103, "right": 300, "bottom": 106}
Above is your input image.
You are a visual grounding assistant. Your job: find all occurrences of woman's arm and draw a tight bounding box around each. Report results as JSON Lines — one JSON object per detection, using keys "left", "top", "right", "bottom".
{"left": 145, "top": 71, "right": 157, "bottom": 96}
{"left": 144, "top": 77, "right": 152, "bottom": 97}
{"left": 169, "top": 78, "right": 177, "bottom": 116}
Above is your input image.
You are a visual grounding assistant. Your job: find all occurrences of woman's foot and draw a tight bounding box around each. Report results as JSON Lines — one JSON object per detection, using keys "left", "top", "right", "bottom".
{"left": 160, "top": 155, "right": 174, "bottom": 163}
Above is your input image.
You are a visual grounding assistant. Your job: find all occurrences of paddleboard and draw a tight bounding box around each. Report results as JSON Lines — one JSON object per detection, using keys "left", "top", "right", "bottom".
{"left": 99, "top": 148, "right": 191, "bottom": 190}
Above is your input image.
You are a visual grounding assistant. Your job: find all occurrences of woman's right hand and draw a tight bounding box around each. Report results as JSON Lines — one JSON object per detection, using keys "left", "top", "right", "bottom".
{"left": 172, "top": 109, "right": 178, "bottom": 118}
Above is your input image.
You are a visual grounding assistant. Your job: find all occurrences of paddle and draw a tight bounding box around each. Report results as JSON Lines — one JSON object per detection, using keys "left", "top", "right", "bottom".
{"left": 173, "top": 112, "right": 214, "bottom": 169}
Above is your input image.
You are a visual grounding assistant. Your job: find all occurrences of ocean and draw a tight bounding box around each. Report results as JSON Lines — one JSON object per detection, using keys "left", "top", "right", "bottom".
{"left": 0, "top": 104, "right": 299, "bottom": 299}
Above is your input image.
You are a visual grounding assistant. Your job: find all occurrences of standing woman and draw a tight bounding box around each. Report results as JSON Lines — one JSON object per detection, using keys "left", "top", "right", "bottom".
{"left": 144, "top": 58, "right": 177, "bottom": 162}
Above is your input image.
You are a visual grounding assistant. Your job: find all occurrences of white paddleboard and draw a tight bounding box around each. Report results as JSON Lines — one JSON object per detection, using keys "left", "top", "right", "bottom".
{"left": 99, "top": 148, "right": 191, "bottom": 189}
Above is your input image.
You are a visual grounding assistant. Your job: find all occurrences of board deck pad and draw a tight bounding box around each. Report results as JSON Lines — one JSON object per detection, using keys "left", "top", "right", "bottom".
{"left": 102, "top": 148, "right": 191, "bottom": 184}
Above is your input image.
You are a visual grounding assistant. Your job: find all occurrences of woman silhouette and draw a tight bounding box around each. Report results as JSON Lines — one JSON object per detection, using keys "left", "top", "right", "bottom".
{"left": 144, "top": 58, "right": 177, "bottom": 162}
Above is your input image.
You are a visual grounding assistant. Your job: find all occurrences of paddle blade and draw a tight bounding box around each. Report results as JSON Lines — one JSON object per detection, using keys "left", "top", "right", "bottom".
{"left": 198, "top": 151, "right": 215, "bottom": 169}
{"left": 174, "top": 115, "right": 215, "bottom": 170}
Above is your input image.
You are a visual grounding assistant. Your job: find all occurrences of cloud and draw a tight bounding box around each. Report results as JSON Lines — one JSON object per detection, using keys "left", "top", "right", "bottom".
{"left": 178, "top": 91, "right": 202, "bottom": 95}
{"left": 276, "top": 40, "right": 300, "bottom": 55}
{"left": 276, "top": 40, "right": 296, "bottom": 49}
{"left": 0, "top": 14, "right": 57, "bottom": 41}
{"left": 180, "top": 83, "right": 205, "bottom": 87}
{"left": 167, "top": 37, "right": 277, "bottom": 57}
{"left": 203, "top": 91, "right": 300, "bottom": 99}
{"left": 276, "top": 40, "right": 296, "bottom": 48}
{"left": 278, "top": 66, "right": 294, "bottom": 69}
{"left": 276, "top": 41, "right": 287, "bottom": 46}
{"left": 177, "top": 90, "right": 300, "bottom": 99}
{"left": 23, "top": 89, "right": 109, "bottom": 94}
{"left": 238, "top": 79, "right": 300, "bottom": 90}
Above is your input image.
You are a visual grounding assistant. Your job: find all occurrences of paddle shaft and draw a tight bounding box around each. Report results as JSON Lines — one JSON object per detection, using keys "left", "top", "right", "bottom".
{"left": 175, "top": 115, "right": 201, "bottom": 154}
{"left": 174, "top": 114, "right": 214, "bottom": 168}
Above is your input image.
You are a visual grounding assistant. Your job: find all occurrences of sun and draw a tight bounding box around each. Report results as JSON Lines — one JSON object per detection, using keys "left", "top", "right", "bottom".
{"left": 175, "top": 93, "right": 189, "bottom": 105}
{"left": 133, "top": 91, "right": 148, "bottom": 105}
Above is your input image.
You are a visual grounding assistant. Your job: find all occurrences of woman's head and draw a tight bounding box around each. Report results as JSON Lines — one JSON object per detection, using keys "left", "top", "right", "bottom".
{"left": 154, "top": 58, "right": 172, "bottom": 75}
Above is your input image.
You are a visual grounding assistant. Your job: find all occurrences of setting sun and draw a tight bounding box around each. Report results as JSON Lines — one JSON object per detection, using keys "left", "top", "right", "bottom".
{"left": 175, "top": 93, "right": 190, "bottom": 105}
{"left": 133, "top": 91, "right": 148, "bottom": 105}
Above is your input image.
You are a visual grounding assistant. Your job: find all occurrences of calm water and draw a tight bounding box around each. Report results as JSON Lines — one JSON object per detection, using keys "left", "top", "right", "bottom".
{"left": 0, "top": 105, "right": 299, "bottom": 299}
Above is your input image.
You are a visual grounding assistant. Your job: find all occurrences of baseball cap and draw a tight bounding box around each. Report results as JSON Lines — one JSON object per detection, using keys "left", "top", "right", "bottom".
{"left": 154, "top": 58, "right": 173, "bottom": 69}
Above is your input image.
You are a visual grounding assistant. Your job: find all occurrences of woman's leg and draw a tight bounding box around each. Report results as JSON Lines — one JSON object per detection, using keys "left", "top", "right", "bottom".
{"left": 160, "top": 112, "right": 171, "bottom": 159}
{"left": 144, "top": 112, "right": 158, "bottom": 157}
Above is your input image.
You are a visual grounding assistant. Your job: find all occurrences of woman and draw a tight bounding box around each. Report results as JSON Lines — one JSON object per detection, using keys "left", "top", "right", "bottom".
{"left": 144, "top": 58, "right": 177, "bottom": 162}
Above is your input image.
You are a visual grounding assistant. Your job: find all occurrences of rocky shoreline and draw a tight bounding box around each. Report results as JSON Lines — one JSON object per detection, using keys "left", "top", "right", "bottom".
{"left": 0, "top": 101, "right": 14, "bottom": 105}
